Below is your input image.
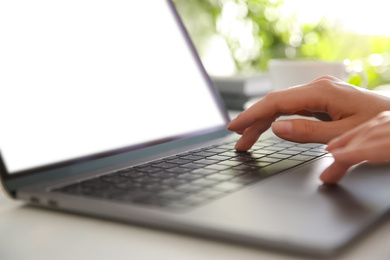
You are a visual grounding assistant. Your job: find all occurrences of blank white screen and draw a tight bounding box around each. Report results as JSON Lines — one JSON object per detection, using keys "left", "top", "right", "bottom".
{"left": 0, "top": 0, "right": 226, "bottom": 173}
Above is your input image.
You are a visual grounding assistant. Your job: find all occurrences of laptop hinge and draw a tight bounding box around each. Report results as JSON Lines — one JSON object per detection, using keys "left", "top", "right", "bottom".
{"left": 0, "top": 151, "right": 16, "bottom": 198}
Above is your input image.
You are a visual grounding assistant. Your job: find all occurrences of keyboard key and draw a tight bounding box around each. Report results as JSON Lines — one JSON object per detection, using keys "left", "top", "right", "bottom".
{"left": 264, "top": 146, "right": 286, "bottom": 151}
{"left": 218, "top": 160, "right": 243, "bottom": 167}
{"left": 193, "top": 159, "right": 218, "bottom": 165}
{"left": 301, "top": 151, "right": 326, "bottom": 157}
{"left": 191, "top": 178, "right": 219, "bottom": 187}
{"left": 82, "top": 190, "right": 126, "bottom": 199}
{"left": 218, "top": 168, "right": 247, "bottom": 176}
{"left": 115, "top": 182, "right": 142, "bottom": 191}
{"left": 175, "top": 184, "right": 204, "bottom": 193}
{"left": 192, "top": 151, "right": 217, "bottom": 157}
{"left": 182, "top": 163, "right": 207, "bottom": 169}
{"left": 268, "top": 153, "right": 292, "bottom": 159}
{"left": 165, "top": 167, "right": 191, "bottom": 174}
{"left": 216, "top": 144, "right": 235, "bottom": 150}
{"left": 257, "top": 157, "right": 281, "bottom": 163}
{"left": 82, "top": 179, "right": 112, "bottom": 190}
{"left": 119, "top": 171, "right": 146, "bottom": 178}
{"left": 211, "top": 182, "right": 242, "bottom": 192}
{"left": 111, "top": 190, "right": 151, "bottom": 202}
{"left": 229, "top": 157, "right": 256, "bottom": 163}
{"left": 289, "top": 155, "right": 315, "bottom": 161}
{"left": 180, "top": 155, "right": 204, "bottom": 161}
{"left": 149, "top": 171, "right": 175, "bottom": 179}
{"left": 176, "top": 173, "right": 202, "bottom": 181}
{"left": 143, "top": 184, "right": 170, "bottom": 193}
{"left": 191, "top": 169, "right": 217, "bottom": 176}
{"left": 206, "top": 173, "right": 233, "bottom": 182}
{"left": 166, "top": 158, "right": 192, "bottom": 164}
{"left": 277, "top": 149, "right": 302, "bottom": 155}
{"left": 133, "top": 176, "right": 161, "bottom": 184}
{"left": 309, "top": 147, "right": 327, "bottom": 152}
{"left": 153, "top": 162, "right": 177, "bottom": 169}
{"left": 273, "top": 143, "right": 295, "bottom": 148}
{"left": 296, "top": 143, "right": 323, "bottom": 148}
{"left": 258, "top": 159, "right": 304, "bottom": 175}
{"left": 59, "top": 183, "right": 91, "bottom": 194}
{"left": 204, "top": 148, "right": 226, "bottom": 153}
{"left": 207, "top": 155, "right": 229, "bottom": 161}
{"left": 136, "top": 166, "right": 163, "bottom": 173}
{"left": 245, "top": 161, "right": 271, "bottom": 168}
{"left": 205, "top": 164, "right": 232, "bottom": 171}
{"left": 287, "top": 146, "right": 309, "bottom": 151}
{"left": 231, "top": 164, "right": 261, "bottom": 172}
{"left": 253, "top": 149, "right": 277, "bottom": 155}
{"left": 161, "top": 178, "right": 187, "bottom": 187}
{"left": 100, "top": 176, "right": 132, "bottom": 185}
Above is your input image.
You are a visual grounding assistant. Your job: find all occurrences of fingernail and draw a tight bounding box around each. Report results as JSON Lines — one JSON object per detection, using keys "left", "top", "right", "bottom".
{"left": 272, "top": 121, "right": 292, "bottom": 136}
{"left": 326, "top": 138, "right": 339, "bottom": 151}
{"left": 329, "top": 149, "right": 344, "bottom": 160}
{"left": 325, "top": 144, "right": 334, "bottom": 152}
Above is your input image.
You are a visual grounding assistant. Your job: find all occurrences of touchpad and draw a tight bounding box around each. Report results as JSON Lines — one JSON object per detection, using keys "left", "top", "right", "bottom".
{"left": 250, "top": 156, "right": 334, "bottom": 197}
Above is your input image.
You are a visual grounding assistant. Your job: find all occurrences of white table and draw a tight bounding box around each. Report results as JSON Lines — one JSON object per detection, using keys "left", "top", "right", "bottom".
{"left": 1, "top": 188, "right": 390, "bottom": 260}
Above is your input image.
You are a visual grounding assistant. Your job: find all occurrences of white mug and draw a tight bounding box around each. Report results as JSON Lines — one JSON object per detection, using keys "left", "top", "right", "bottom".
{"left": 268, "top": 59, "right": 367, "bottom": 90}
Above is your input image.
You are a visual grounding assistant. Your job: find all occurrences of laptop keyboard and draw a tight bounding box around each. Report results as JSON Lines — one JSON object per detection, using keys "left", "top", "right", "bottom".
{"left": 53, "top": 137, "right": 327, "bottom": 210}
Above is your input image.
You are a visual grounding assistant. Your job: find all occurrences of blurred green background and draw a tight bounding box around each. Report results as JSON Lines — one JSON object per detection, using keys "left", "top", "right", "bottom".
{"left": 173, "top": 0, "right": 390, "bottom": 89}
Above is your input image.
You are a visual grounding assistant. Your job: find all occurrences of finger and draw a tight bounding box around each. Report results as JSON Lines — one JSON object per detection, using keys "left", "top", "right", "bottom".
{"left": 326, "top": 119, "right": 375, "bottom": 151}
{"left": 331, "top": 140, "right": 390, "bottom": 164}
{"left": 235, "top": 118, "right": 274, "bottom": 151}
{"left": 320, "top": 160, "right": 352, "bottom": 184}
{"left": 271, "top": 118, "right": 353, "bottom": 143}
{"left": 227, "top": 82, "right": 336, "bottom": 132}
{"left": 320, "top": 142, "right": 388, "bottom": 184}
{"left": 321, "top": 141, "right": 386, "bottom": 184}
{"left": 327, "top": 111, "right": 390, "bottom": 151}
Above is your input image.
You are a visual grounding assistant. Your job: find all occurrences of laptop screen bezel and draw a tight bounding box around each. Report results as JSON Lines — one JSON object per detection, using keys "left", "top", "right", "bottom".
{"left": 0, "top": 0, "right": 230, "bottom": 186}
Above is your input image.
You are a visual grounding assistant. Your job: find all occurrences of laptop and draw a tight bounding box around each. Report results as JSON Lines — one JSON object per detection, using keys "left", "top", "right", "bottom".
{"left": 1, "top": 0, "right": 390, "bottom": 257}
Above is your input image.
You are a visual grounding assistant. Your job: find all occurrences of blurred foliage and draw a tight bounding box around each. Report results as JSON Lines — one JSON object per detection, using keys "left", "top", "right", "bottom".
{"left": 173, "top": 0, "right": 390, "bottom": 89}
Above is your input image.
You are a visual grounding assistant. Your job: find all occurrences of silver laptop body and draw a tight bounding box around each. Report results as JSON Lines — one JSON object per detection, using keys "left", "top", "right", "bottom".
{"left": 1, "top": 1, "right": 390, "bottom": 257}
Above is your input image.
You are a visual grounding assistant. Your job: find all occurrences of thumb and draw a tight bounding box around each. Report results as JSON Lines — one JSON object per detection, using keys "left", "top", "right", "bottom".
{"left": 271, "top": 119, "right": 342, "bottom": 143}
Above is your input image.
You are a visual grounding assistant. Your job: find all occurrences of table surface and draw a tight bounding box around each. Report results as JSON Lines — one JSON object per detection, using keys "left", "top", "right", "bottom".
{"left": 1, "top": 181, "right": 390, "bottom": 260}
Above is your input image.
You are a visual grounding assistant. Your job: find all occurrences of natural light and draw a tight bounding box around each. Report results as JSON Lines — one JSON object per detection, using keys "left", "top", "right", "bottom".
{"left": 202, "top": 0, "right": 390, "bottom": 76}
{"left": 282, "top": 0, "right": 390, "bottom": 36}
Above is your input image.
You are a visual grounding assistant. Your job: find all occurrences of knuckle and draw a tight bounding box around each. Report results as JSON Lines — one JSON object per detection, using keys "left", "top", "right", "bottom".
{"left": 317, "top": 75, "right": 336, "bottom": 81}
{"left": 264, "top": 91, "right": 279, "bottom": 101}
{"left": 372, "top": 111, "right": 390, "bottom": 128}
{"left": 263, "top": 91, "right": 280, "bottom": 107}
{"left": 377, "top": 110, "right": 390, "bottom": 119}
{"left": 297, "top": 120, "right": 315, "bottom": 140}
{"left": 314, "top": 77, "right": 351, "bottom": 95}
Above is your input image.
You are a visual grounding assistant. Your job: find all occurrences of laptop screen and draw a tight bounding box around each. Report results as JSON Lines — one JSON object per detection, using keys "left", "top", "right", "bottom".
{"left": 0, "top": 1, "right": 227, "bottom": 174}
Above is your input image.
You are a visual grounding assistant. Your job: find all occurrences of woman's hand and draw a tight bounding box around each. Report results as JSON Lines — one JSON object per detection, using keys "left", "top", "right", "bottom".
{"left": 227, "top": 76, "right": 390, "bottom": 151}
{"left": 321, "top": 111, "right": 390, "bottom": 183}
